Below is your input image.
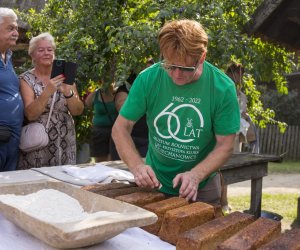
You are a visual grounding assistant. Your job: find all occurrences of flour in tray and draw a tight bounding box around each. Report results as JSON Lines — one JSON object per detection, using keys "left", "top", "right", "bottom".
{"left": 0, "top": 189, "right": 120, "bottom": 223}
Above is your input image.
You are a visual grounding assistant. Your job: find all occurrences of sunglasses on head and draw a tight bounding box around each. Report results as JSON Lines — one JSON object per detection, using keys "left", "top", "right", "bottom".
{"left": 161, "top": 61, "right": 198, "bottom": 72}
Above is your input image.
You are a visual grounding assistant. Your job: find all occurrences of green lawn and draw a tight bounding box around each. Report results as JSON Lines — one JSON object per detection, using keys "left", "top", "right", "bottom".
{"left": 268, "top": 161, "right": 300, "bottom": 174}
{"left": 229, "top": 160, "right": 300, "bottom": 231}
{"left": 229, "top": 194, "right": 299, "bottom": 229}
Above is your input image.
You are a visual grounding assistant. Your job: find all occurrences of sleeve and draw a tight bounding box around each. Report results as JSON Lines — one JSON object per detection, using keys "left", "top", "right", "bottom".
{"left": 213, "top": 83, "right": 240, "bottom": 136}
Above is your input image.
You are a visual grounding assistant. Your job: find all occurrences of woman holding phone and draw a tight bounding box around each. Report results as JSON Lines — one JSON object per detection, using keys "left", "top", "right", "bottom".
{"left": 18, "top": 32, "right": 84, "bottom": 169}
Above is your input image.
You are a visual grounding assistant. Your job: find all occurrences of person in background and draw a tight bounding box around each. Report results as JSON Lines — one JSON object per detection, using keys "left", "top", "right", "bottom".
{"left": 85, "top": 82, "right": 117, "bottom": 162}
{"left": 112, "top": 19, "right": 240, "bottom": 204}
{"left": 220, "top": 62, "right": 258, "bottom": 214}
{"left": 18, "top": 32, "right": 84, "bottom": 169}
{"left": 226, "top": 62, "right": 257, "bottom": 153}
{"left": 110, "top": 59, "right": 155, "bottom": 160}
{"left": 0, "top": 8, "right": 24, "bottom": 171}
{"left": 145, "top": 57, "right": 155, "bottom": 68}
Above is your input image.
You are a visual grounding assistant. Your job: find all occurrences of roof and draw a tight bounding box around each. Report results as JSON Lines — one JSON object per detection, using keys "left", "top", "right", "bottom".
{"left": 245, "top": 0, "right": 300, "bottom": 51}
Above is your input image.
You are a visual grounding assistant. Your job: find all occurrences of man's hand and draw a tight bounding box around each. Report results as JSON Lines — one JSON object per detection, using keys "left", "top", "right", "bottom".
{"left": 173, "top": 171, "right": 200, "bottom": 201}
{"left": 133, "top": 164, "right": 160, "bottom": 189}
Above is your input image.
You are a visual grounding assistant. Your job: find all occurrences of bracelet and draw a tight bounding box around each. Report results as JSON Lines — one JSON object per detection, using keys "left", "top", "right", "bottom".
{"left": 64, "top": 90, "right": 74, "bottom": 99}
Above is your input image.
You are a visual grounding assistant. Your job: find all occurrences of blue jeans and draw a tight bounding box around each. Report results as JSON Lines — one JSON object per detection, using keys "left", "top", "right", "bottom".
{"left": 0, "top": 136, "right": 20, "bottom": 171}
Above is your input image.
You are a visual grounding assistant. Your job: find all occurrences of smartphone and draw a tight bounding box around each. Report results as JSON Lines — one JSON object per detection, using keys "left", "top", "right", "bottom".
{"left": 64, "top": 61, "right": 77, "bottom": 85}
{"left": 50, "top": 59, "right": 77, "bottom": 85}
{"left": 51, "top": 59, "right": 65, "bottom": 78}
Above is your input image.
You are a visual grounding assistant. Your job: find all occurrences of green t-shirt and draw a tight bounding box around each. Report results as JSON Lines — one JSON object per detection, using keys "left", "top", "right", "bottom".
{"left": 120, "top": 61, "right": 240, "bottom": 195}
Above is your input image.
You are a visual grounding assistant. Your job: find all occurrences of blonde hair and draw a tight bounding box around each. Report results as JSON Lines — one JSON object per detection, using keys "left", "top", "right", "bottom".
{"left": 158, "top": 19, "right": 208, "bottom": 61}
{"left": 28, "top": 32, "right": 56, "bottom": 56}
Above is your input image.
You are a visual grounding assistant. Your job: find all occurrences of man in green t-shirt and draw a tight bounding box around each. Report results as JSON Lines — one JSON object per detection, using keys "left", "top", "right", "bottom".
{"left": 112, "top": 20, "right": 240, "bottom": 204}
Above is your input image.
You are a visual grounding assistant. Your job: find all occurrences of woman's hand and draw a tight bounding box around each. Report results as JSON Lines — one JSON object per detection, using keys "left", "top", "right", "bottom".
{"left": 58, "top": 82, "right": 73, "bottom": 97}
{"left": 48, "top": 74, "right": 75, "bottom": 98}
{"left": 45, "top": 74, "right": 65, "bottom": 96}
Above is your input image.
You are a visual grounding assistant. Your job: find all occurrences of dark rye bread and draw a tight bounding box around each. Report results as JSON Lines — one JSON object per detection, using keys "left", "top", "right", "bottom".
{"left": 81, "top": 182, "right": 160, "bottom": 198}
{"left": 176, "top": 211, "right": 255, "bottom": 250}
{"left": 115, "top": 191, "right": 166, "bottom": 206}
{"left": 258, "top": 228, "right": 300, "bottom": 250}
{"left": 217, "top": 217, "right": 281, "bottom": 250}
{"left": 158, "top": 202, "right": 215, "bottom": 245}
{"left": 142, "top": 197, "right": 189, "bottom": 235}
{"left": 81, "top": 182, "right": 137, "bottom": 192}
{"left": 214, "top": 204, "right": 224, "bottom": 218}
{"left": 95, "top": 186, "right": 155, "bottom": 198}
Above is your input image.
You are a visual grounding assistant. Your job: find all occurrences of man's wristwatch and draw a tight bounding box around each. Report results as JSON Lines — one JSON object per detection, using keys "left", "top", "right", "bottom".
{"left": 64, "top": 90, "right": 74, "bottom": 99}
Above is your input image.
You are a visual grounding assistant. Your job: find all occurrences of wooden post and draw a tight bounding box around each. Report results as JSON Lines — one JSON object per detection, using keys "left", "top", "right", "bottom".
{"left": 250, "top": 177, "right": 262, "bottom": 218}
{"left": 297, "top": 197, "right": 300, "bottom": 221}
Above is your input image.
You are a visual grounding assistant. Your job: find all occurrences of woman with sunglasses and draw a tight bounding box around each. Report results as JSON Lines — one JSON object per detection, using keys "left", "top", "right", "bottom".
{"left": 112, "top": 20, "right": 240, "bottom": 205}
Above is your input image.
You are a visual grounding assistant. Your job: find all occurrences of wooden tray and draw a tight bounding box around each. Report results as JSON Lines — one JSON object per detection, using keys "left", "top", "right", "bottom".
{"left": 0, "top": 181, "right": 157, "bottom": 249}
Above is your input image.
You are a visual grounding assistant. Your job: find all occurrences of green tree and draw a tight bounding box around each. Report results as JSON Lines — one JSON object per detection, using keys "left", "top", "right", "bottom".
{"left": 17, "top": 0, "right": 299, "bottom": 144}
{"left": 261, "top": 88, "right": 300, "bottom": 125}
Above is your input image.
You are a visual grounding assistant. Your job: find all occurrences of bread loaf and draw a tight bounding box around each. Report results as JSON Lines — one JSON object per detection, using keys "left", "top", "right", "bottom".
{"left": 176, "top": 211, "right": 255, "bottom": 250}
{"left": 142, "top": 197, "right": 189, "bottom": 235}
{"left": 158, "top": 202, "right": 215, "bottom": 245}
{"left": 115, "top": 191, "right": 166, "bottom": 206}
{"left": 81, "top": 182, "right": 136, "bottom": 192}
{"left": 214, "top": 204, "right": 224, "bottom": 218}
{"left": 258, "top": 228, "right": 300, "bottom": 250}
{"left": 217, "top": 217, "right": 281, "bottom": 250}
{"left": 96, "top": 186, "right": 153, "bottom": 198}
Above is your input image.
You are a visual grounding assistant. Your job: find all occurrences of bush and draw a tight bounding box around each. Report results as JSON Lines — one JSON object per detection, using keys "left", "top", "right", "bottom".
{"left": 261, "top": 88, "right": 300, "bottom": 125}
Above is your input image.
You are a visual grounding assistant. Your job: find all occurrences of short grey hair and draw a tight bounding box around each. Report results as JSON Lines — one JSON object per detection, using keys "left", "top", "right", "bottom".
{"left": 0, "top": 8, "right": 18, "bottom": 25}
{"left": 28, "top": 32, "right": 56, "bottom": 56}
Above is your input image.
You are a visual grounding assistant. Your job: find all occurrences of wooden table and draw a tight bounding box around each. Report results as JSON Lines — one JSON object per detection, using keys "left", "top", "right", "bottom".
{"left": 220, "top": 153, "right": 281, "bottom": 218}
{"left": 105, "top": 153, "right": 281, "bottom": 218}
{"left": 0, "top": 153, "right": 280, "bottom": 219}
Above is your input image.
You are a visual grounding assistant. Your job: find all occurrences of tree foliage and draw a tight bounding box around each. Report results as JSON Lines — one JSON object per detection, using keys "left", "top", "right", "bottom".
{"left": 17, "top": 0, "right": 299, "bottom": 143}
{"left": 261, "top": 88, "right": 300, "bottom": 126}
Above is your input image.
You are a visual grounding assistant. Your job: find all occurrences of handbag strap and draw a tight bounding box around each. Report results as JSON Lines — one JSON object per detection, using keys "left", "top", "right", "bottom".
{"left": 45, "top": 91, "right": 57, "bottom": 132}
{"left": 99, "top": 89, "right": 115, "bottom": 124}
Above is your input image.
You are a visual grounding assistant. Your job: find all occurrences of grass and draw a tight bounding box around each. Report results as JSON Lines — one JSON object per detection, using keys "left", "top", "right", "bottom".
{"left": 229, "top": 160, "right": 300, "bottom": 231}
{"left": 229, "top": 194, "right": 299, "bottom": 230}
{"left": 268, "top": 161, "right": 300, "bottom": 174}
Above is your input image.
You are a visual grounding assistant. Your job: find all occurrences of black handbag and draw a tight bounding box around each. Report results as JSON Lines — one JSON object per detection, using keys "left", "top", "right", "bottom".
{"left": 0, "top": 125, "right": 12, "bottom": 143}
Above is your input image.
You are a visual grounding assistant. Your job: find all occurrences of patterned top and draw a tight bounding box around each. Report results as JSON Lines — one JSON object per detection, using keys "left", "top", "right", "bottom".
{"left": 18, "top": 70, "right": 76, "bottom": 169}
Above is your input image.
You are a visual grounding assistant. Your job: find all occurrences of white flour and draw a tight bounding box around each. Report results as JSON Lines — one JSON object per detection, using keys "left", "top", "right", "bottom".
{"left": 0, "top": 189, "right": 120, "bottom": 223}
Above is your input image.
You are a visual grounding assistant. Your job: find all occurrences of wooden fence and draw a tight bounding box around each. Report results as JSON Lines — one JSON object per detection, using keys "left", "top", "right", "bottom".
{"left": 257, "top": 125, "right": 300, "bottom": 161}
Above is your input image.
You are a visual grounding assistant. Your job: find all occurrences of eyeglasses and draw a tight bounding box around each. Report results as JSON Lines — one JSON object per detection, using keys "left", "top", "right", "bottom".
{"left": 161, "top": 61, "right": 197, "bottom": 73}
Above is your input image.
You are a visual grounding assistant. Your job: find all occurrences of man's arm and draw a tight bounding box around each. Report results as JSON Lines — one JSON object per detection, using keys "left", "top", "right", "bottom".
{"left": 112, "top": 115, "right": 160, "bottom": 188}
{"left": 173, "top": 133, "right": 235, "bottom": 201}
